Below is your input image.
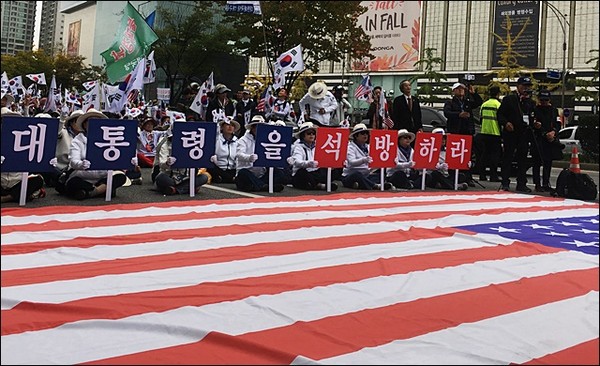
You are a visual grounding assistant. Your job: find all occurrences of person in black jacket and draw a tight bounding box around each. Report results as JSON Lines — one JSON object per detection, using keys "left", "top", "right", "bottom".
{"left": 497, "top": 76, "right": 537, "bottom": 192}
{"left": 443, "top": 82, "right": 483, "bottom": 136}
{"left": 532, "top": 89, "right": 562, "bottom": 192}
{"left": 392, "top": 80, "right": 422, "bottom": 135}
{"left": 206, "top": 84, "right": 235, "bottom": 123}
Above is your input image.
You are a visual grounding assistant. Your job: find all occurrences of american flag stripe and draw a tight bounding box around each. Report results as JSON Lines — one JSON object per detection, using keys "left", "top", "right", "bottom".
{"left": 1, "top": 192, "right": 598, "bottom": 364}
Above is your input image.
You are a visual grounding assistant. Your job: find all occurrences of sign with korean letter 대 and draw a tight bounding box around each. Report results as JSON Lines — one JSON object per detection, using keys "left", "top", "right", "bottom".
{"left": 314, "top": 127, "right": 349, "bottom": 168}
{"left": 369, "top": 129, "right": 397, "bottom": 168}
{"left": 254, "top": 124, "right": 292, "bottom": 168}
{"left": 86, "top": 119, "right": 137, "bottom": 170}
{"left": 1, "top": 116, "right": 59, "bottom": 172}
{"left": 171, "top": 122, "right": 217, "bottom": 168}
{"left": 445, "top": 134, "right": 472, "bottom": 170}
{"left": 413, "top": 132, "right": 442, "bottom": 170}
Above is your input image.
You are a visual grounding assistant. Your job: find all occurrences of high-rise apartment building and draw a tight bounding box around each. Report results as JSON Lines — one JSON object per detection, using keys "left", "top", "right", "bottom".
{"left": 0, "top": 1, "right": 37, "bottom": 55}
{"left": 39, "top": 1, "right": 65, "bottom": 55}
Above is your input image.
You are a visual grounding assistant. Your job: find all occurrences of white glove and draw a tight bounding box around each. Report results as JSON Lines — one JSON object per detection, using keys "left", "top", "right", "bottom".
{"left": 81, "top": 159, "right": 91, "bottom": 170}
{"left": 166, "top": 156, "right": 177, "bottom": 166}
{"left": 467, "top": 161, "right": 473, "bottom": 168}
{"left": 286, "top": 156, "right": 295, "bottom": 165}
{"left": 249, "top": 154, "right": 258, "bottom": 163}
{"left": 409, "top": 161, "right": 416, "bottom": 168}
{"left": 440, "top": 162, "right": 448, "bottom": 170}
{"left": 131, "top": 157, "right": 138, "bottom": 166}
{"left": 308, "top": 160, "right": 319, "bottom": 168}
{"left": 210, "top": 155, "right": 218, "bottom": 164}
{"left": 49, "top": 157, "right": 58, "bottom": 167}
{"left": 344, "top": 160, "right": 349, "bottom": 167}
{"left": 364, "top": 156, "right": 373, "bottom": 164}
{"left": 1, "top": 155, "right": 5, "bottom": 164}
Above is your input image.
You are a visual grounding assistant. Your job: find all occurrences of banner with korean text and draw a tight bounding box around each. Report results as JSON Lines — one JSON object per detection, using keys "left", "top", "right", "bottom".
{"left": 369, "top": 129, "right": 397, "bottom": 168}
{"left": 413, "top": 132, "right": 442, "bottom": 170}
{"left": 314, "top": 127, "right": 350, "bottom": 168}
{"left": 86, "top": 119, "right": 138, "bottom": 170}
{"left": 254, "top": 124, "right": 293, "bottom": 168}
{"left": 171, "top": 122, "right": 218, "bottom": 169}
{"left": 0, "top": 117, "right": 59, "bottom": 173}
{"left": 445, "top": 134, "right": 472, "bottom": 170}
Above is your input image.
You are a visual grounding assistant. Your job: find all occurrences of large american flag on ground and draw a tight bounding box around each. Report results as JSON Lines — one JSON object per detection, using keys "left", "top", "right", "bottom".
{"left": 1, "top": 191, "right": 598, "bottom": 364}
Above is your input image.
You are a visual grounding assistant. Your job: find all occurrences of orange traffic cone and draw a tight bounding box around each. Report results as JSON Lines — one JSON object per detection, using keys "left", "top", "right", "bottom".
{"left": 569, "top": 146, "right": 581, "bottom": 173}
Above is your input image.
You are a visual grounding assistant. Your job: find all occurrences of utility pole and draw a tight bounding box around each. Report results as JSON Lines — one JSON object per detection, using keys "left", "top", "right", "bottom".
{"left": 544, "top": 1, "right": 569, "bottom": 113}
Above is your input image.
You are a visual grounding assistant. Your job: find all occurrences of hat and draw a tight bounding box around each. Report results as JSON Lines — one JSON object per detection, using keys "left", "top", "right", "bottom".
{"left": 538, "top": 89, "right": 551, "bottom": 100}
{"left": 141, "top": 118, "right": 156, "bottom": 128}
{"left": 1, "top": 93, "right": 15, "bottom": 105}
{"left": 431, "top": 127, "right": 445, "bottom": 135}
{"left": 295, "top": 121, "right": 318, "bottom": 137}
{"left": 34, "top": 113, "right": 52, "bottom": 118}
{"left": 272, "top": 120, "right": 287, "bottom": 127}
{"left": 218, "top": 116, "right": 241, "bottom": 132}
{"left": 215, "top": 84, "right": 231, "bottom": 94}
{"left": 308, "top": 81, "right": 328, "bottom": 99}
{"left": 397, "top": 129, "right": 416, "bottom": 142}
{"left": 65, "top": 110, "right": 84, "bottom": 125}
{"left": 75, "top": 108, "right": 107, "bottom": 130}
{"left": 242, "top": 89, "right": 251, "bottom": 94}
{"left": 452, "top": 82, "right": 466, "bottom": 91}
{"left": 349, "top": 123, "right": 370, "bottom": 138}
{"left": 247, "top": 114, "right": 265, "bottom": 127}
{"left": 517, "top": 76, "right": 533, "bottom": 85}
{"left": 1, "top": 106, "right": 21, "bottom": 116}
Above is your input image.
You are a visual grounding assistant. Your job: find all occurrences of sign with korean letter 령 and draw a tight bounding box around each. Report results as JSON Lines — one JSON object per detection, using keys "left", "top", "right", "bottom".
{"left": 413, "top": 132, "right": 442, "bottom": 170}
{"left": 445, "top": 134, "right": 472, "bottom": 170}
{"left": 369, "top": 129, "right": 397, "bottom": 168}
{"left": 314, "top": 127, "right": 349, "bottom": 168}
{"left": 254, "top": 124, "right": 292, "bottom": 168}
{"left": 86, "top": 119, "right": 137, "bottom": 170}
{"left": 1, "top": 116, "right": 59, "bottom": 172}
{"left": 171, "top": 122, "right": 217, "bottom": 169}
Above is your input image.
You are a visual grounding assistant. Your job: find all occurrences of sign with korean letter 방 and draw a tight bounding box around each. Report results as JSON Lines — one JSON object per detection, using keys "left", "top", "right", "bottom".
{"left": 369, "top": 129, "right": 397, "bottom": 168}
{"left": 445, "top": 134, "right": 472, "bottom": 170}
{"left": 171, "top": 122, "right": 217, "bottom": 168}
{"left": 1, "top": 116, "right": 59, "bottom": 172}
{"left": 254, "top": 124, "right": 292, "bottom": 168}
{"left": 413, "top": 132, "right": 442, "bottom": 170}
{"left": 314, "top": 127, "right": 349, "bottom": 168}
{"left": 86, "top": 119, "right": 137, "bottom": 170}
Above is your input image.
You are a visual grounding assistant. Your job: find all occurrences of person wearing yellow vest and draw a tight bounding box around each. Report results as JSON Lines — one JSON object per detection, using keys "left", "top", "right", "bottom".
{"left": 478, "top": 86, "right": 502, "bottom": 182}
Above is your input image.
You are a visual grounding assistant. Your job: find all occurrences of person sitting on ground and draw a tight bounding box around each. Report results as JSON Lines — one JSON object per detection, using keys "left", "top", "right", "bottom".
{"left": 386, "top": 129, "right": 421, "bottom": 190}
{"left": 288, "top": 122, "right": 337, "bottom": 191}
{"left": 235, "top": 115, "right": 286, "bottom": 192}
{"left": 64, "top": 109, "right": 129, "bottom": 200}
{"left": 136, "top": 117, "right": 165, "bottom": 168}
{"left": 341, "top": 123, "right": 392, "bottom": 190}
{"left": 425, "top": 128, "right": 469, "bottom": 190}
{"left": 208, "top": 116, "right": 240, "bottom": 184}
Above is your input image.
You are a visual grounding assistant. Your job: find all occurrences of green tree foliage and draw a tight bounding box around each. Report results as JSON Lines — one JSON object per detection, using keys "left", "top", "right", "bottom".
{"left": 225, "top": 1, "right": 372, "bottom": 93}
{"left": 153, "top": 2, "right": 240, "bottom": 104}
{"left": 409, "top": 47, "right": 447, "bottom": 106}
{"left": 574, "top": 49, "right": 599, "bottom": 103}
{"left": 0, "top": 50, "right": 105, "bottom": 92}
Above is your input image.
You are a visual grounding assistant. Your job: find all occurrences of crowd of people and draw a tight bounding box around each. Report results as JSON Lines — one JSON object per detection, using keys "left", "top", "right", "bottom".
{"left": 1, "top": 76, "right": 564, "bottom": 203}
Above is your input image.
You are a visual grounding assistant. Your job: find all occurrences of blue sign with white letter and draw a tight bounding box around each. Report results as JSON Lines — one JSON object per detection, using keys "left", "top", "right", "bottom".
{"left": 171, "top": 122, "right": 217, "bottom": 168}
{"left": 86, "top": 118, "right": 137, "bottom": 170}
{"left": 1, "top": 116, "right": 59, "bottom": 172}
{"left": 254, "top": 124, "right": 292, "bottom": 168}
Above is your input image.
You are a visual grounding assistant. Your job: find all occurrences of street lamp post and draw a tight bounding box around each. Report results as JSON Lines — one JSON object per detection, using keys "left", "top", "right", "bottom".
{"left": 545, "top": 1, "right": 569, "bottom": 113}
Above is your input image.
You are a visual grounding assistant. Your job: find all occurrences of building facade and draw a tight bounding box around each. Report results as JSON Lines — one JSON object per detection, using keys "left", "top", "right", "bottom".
{"left": 1, "top": 1, "right": 37, "bottom": 55}
{"left": 38, "top": 1, "right": 64, "bottom": 55}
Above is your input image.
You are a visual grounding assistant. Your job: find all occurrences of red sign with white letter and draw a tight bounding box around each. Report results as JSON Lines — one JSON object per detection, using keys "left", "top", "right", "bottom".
{"left": 445, "top": 134, "right": 472, "bottom": 170}
{"left": 314, "top": 127, "right": 349, "bottom": 168}
{"left": 369, "top": 129, "right": 397, "bottom": 168}
{"left": 413, "top": 132, "right": 442, "bottom": 169}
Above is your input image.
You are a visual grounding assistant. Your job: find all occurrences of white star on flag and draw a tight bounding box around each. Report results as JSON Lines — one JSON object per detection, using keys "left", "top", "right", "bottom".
{"left": 490, "top": 226, "right": 521, "bottom": 233}
{"left": 575, "top": 228, "right": 598, "bottom": 234}
{"left": 558, "top": 221, "right": 580, "bottom": 227}
{"left": 562, "top": 240, "right": 599, "bottom": 248}
{"left": 523, "top": 224, "right": 553, "bottom": 230}
{"left": 543, "top": 231, "right": 570, "bottom": 237}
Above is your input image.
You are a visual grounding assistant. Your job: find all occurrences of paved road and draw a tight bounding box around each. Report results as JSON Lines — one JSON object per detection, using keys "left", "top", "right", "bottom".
{"left": 2, "top": 166, "right": 598, "bottom": 209}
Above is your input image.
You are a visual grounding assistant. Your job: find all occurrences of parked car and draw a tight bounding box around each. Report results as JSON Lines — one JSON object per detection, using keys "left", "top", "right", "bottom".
{"left": 557, "top": 125, "right": 582, "bottom": 155}
{"left": 420, "top": 106, "right": 447, "bottom": 132}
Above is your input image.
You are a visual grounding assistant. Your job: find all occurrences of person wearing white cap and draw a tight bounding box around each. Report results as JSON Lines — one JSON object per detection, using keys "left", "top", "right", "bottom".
{"left": 443, "top": 82, "right": 482, "bottom": 136}
{"left": 341, "top": 123, "right": 392, "bottom": 190}
{"left": 298, "top": 81, "right": 338, "bottom": 126}
{"left": 386, "top": 129, "right": 421, "bottom": 190}
{"left": 208, "top": 116, "right": 240, "bottom": 183}
{"left": 235, "top": 114, "right": 285, "bottom": 192}
{"left": 206, "top": 83, "right": 235, "bottom": 122}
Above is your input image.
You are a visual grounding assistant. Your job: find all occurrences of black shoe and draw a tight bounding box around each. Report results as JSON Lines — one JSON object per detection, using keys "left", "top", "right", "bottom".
{"left": 384, "top": 182, "right": 393, "bottom": 190}
{"left": 479, "top": 176, "right": 488, "bottom": 182}
{"left": 542, "top": 185, "right": 552, "bottom": 192}
{"left": 489, "top": 176, "right": 502, "bottom": 182}
{"left": 500, "top": 185, "right": 510, "bottom": 192}
{"left": 273, "top": 184, "right": 285, "bottom": 192}
{"left": 516, "top": 185, "right": 532, "bottom": 193}
{"left": 73, "top": 189, "right": 88, "bottom": 200}
{"left": 467, "top": 180, "right": 476, "bottom": 187}
{"left": 534, "top": 185, "right": 544, "bottom": 192}
{"left": 330, "top": 182, "right": 338, "bottom": 191}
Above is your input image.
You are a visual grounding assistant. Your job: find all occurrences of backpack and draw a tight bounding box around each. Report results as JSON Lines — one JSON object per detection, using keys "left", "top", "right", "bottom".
{"left": 555, "top": 169, "right": 598, "bottom": 201}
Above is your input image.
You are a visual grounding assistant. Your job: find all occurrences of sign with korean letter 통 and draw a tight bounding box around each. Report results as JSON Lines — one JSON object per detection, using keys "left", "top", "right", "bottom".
{"left": 86, "top": 119, "right": 138, "bottom": 170}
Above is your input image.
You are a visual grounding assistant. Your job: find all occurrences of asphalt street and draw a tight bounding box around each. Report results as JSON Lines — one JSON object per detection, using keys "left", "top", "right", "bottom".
{"left": 2, "top": 166, "right": 598, "bottom": 209}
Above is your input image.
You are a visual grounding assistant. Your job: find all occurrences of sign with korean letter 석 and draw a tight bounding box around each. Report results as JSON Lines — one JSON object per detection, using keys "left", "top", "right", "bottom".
{"left": 369, "top": 129, "right": 397, "bottom": 169}
{"left": 254, "top": 124, "right": 293, "bottom": 168}
{"left": 86, "top": 119, "right": 138, "bottom": 171}
{"left": 445, "top": 134, "right": 472, "bottom": 170}
{"left": 171, "top": 122, "right": 217, "bottom": 169}
{"left": 314, "top": 127, "right": 349, "bottom": 168}
{"left": 0, "top": 116, "right": 59, "bottom": 173}
{"left": 413, "top": 132, "right": 443, "bottom": 170}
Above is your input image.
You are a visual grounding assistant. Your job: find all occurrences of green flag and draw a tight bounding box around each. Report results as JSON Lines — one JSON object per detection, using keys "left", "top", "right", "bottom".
{"left": 101, "top": 2, "right": 158, "bottom": 83}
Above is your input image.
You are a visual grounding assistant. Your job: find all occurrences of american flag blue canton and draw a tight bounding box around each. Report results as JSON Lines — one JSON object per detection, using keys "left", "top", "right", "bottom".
{"left": 459, "top": 216, "right": 600, "bottom": 255}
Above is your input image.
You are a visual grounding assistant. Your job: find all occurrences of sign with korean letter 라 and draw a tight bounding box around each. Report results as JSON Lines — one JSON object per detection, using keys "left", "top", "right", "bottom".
{"left": 314, "top": 127, "right": 349, "bottom": 168}
{"left": 254, "top": 124, "right": 292, "bottom": 168}
{"left": 171, "top": 122, "right": 217, "bottom": 169}
{"left": 86, "top": 119, "right": 138, "bottom": 170}
{"left": 0, "top": 116, "right": 59, "bottom": 172}
{"left": 445, "top": 134, "right": 472, "bottom": 170}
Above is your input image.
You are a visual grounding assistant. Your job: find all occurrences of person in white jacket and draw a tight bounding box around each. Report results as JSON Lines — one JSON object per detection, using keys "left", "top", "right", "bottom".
{"left": 341, "top": 123, "right": 392, "bottom": 190}
{"left": 386, "top": 129, "right": 421, "bottom": 189}
{"left": 65, "top": 109, "right": 129, "bottom": 200}
{"left": 288, "top": 122, "right": 337, "bottom": 191}
{"left": 208, "top": 116, "right": 239, "bottom": 183}
{"left": 235, "top": 115, "right": 285, "bottom": 192}
{"left": 298, "top": 81, "right": 338, "bottom": 126}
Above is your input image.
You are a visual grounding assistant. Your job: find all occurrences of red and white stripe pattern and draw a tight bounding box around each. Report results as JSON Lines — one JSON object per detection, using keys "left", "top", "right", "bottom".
{"left": 1, "top": 192, "right": 598, "bottom": 364}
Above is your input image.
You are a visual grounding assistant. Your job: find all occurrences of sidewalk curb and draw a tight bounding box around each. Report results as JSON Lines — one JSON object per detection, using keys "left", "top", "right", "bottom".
{"left": 552, "top": 160, "right": 599, "bottom": 172}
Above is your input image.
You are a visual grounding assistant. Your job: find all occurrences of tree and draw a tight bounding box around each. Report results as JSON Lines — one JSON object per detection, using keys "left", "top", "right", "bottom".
{"left": 153, "top": 2, "right": 241, "bottom": 105}
{"left": 409, "top": 47, "right": 447, "bottom": 106}
{"left": 225, "top": 1, "right": 372, "bottom": 93}
{"left": 574, "top": 49, "right": 599, "bottom": 104}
